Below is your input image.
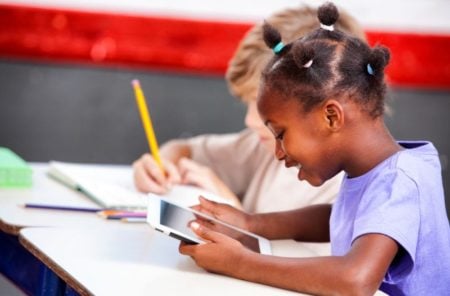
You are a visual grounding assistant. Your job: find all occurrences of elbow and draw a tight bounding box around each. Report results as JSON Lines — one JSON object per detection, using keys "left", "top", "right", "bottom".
{"left": 331, "top": 265, "right": 380, "bottom": 296}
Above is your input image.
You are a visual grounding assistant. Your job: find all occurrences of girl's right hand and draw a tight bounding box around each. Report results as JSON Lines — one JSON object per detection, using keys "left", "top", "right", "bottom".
{"left": 132, "top": 153, "right": 181, "bottom": 194}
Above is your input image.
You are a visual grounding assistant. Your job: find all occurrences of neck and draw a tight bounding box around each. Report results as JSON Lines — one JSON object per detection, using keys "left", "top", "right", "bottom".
{"left": 342, "top": 118, "right": 401, "bottom": 178}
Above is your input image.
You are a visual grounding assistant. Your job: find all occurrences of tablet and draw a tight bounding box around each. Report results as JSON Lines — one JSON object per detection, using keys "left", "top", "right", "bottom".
{"left": 147, "top": 196, "right": 272, "bottom": 255}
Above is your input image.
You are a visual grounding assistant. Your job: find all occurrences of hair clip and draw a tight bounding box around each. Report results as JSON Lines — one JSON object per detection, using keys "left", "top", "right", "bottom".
{"left": 320, "top": 23, "right": 334, "bottom": 31}
{"left": 272, "top": 41, "right": 285, "bottom": 54}
{"left": 367, "top": 63, "right": 374, "bottom": 75}
{"left": 303, "top": 60, "right": 313, "bottom": 68}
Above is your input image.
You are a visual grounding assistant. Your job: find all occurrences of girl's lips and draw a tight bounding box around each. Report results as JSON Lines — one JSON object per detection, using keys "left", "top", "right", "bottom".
{"left": 297, "top": 166, "right": 305, "bottom": 181}
{"left": 296, "top": 164, "right": 306, "bottom": 181}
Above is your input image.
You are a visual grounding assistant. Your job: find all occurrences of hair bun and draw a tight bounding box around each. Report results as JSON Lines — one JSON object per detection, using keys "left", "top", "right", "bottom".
{"left": 318, "top": 2, "right": 339, "bottom": 26}
{"left": 292, "top": 43, "right": 315, "bottom": 69}
{"left": 368, "top": 45, "right": 391, "bottom": 75}
{"left": 262, "top": 21, "right": 282, "bottom": 50}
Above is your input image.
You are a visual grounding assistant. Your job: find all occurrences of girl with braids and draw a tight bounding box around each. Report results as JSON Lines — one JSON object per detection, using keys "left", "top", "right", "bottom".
{"left": 180, "top": 2, "right": 450, "bottom": 295}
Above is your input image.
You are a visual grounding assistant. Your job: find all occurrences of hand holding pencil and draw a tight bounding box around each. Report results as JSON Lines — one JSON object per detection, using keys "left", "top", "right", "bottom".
{"left": 130, "top": 79, "right": 238, "bottom": 204}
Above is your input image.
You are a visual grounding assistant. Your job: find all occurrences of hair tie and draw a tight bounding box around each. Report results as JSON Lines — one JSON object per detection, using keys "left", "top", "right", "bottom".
{"left": 367, "top": 63, "right": 374, "bottom": 75}
{"left": 272, "top": 41, "right": 285, "bottom": 54}
{"left": 320, "top": 23, "right": 334, "bottom": 31}
{"left": 303, "top": 60, "right": 313, "bottom": 68}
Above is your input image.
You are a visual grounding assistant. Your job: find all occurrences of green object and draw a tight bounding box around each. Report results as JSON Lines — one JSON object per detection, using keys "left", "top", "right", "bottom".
{"left": 0, "top": 147, "right": 32, "bottom": 188}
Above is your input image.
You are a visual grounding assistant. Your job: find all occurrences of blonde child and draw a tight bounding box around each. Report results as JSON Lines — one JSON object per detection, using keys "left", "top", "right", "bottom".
{"left": 133, "top": 5, "right": 365, "bottom": 214}
{"left": 180, "top": 3, "right": 450, "bottom": 295}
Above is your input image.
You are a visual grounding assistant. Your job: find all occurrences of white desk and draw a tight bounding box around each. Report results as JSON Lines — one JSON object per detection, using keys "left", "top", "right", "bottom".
{"left": 19, "top": 226, "right": 325, "bottom": 296}
{"left": 0, "top": 163, "right": 137, "bottom": 235}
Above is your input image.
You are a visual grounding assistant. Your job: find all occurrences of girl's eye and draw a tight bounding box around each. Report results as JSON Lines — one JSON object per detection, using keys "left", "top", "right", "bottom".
{"left": 276, "top": 131, "right": 284, "bottom": 140}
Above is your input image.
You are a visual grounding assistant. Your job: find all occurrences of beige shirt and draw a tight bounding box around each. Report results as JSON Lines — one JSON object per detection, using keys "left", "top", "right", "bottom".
{"left": 187, "top": 129, "right": 343, "bottom": 213}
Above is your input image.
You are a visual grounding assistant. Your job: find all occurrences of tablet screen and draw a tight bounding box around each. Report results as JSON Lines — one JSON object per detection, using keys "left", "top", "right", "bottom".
{"left": 157, "top": 199, "right": 260, "bottom": 253}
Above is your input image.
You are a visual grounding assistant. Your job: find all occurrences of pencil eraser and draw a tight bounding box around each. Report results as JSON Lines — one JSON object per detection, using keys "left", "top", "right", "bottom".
{"left": 131, "top": 79, "right": 140, "bottom": 88}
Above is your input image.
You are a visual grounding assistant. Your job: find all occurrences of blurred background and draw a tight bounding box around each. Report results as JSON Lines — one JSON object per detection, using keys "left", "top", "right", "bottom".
{"left": 0, "top": 0, "right": 449, "bottom": 216}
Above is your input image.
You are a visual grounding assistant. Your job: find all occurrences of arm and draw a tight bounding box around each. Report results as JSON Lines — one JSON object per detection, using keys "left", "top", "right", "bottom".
{"left": 180, "top": 224, "right": 398, "bottom": 296}
{"left": 159, "top": 139, "right": 192, "bottom": 163}
{"left": 195, "top": 198, "right": 331, "bottom": 242}
{"left": 251, "top": 204, "right": 332, "bottom": 242}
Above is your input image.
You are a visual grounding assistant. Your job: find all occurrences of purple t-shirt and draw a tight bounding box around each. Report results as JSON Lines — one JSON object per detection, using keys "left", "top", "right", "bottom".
{"left": 330, "top": 141, "right": 450, "bottom": 295}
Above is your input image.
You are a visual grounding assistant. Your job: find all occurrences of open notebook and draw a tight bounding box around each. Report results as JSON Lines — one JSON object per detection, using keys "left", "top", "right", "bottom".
{"left": 48, "top": 161, "right": 231, "bottom": 210}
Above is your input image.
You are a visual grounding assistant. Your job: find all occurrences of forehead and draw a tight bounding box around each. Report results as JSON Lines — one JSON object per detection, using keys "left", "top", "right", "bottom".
{"left": 257, "top": 86, "right": 302, "bottom": 123}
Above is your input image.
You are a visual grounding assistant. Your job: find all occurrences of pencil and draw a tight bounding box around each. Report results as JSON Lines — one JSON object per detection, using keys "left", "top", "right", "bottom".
{"left": 131, "top": 79, "right": 164, "bottom": 173}
{"left": 97, "top": 210, "right": 147, "bottom": 220}
{"left": 23, "top": 203, "right": 102, "bottom": 213}
{"left": 121, "top": 217, "right": 147, "bottom": 223}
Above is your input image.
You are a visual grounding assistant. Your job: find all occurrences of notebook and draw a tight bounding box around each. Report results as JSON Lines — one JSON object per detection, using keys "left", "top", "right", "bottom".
{"left": 48, "top": 161, "right": 231, "bottom": 210}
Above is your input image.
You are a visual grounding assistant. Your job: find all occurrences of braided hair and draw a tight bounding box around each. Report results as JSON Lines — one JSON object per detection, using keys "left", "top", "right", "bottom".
{"left": 261, "top": 2, "right": 390, "bottom": 118}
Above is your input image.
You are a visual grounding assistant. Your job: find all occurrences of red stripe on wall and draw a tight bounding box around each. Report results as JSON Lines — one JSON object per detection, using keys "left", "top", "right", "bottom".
{"left": 1, "top": 4, "right": 449, "bottom": 89}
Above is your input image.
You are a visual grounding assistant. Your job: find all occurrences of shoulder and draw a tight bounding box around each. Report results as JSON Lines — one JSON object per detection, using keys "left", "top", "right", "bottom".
{"left": 395, "top": 141, "right": 441, "bottom": 177}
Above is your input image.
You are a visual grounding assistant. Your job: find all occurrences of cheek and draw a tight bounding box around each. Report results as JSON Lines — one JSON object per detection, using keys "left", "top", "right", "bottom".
{"left": 283, "top": 130, "right": 321, "bottom": 162}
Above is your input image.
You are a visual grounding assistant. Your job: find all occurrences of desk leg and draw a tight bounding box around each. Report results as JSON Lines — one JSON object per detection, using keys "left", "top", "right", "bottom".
{"left": 37, "top": 263, "right": 68, "bottom": 296}
{"left": 0, "top": 231, "right": 75, "bottom": 296}
{"left": 64, "top": 285, "right": 79, "bottom": 296}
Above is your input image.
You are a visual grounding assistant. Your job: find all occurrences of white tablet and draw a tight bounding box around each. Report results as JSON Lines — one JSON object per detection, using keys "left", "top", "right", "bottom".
{"left": 147, "top": 196, "right": 272, "bottom": 255}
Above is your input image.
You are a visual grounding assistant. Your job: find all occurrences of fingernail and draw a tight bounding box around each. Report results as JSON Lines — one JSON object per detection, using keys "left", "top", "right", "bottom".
{"left": 191, "top": 222, "right": 200, "bottom": 230}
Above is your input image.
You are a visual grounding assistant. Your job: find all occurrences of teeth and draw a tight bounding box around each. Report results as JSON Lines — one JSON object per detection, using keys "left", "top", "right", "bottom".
{"left": 296, "top": 164, "right": 302, "bottom": 170}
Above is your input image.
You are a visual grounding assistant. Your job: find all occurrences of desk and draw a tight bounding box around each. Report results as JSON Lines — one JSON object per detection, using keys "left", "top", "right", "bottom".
{"left": 19, "top": 226, "right": 321, "bottom": 296}
{"left": 0, "top": 163, "right": 141, "bottom": 295}
{"left": 0, "top": 163, "right": 136, "bottom": 235}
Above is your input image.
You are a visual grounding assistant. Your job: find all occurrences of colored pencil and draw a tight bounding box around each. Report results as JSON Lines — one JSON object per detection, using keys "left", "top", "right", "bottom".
{"left": 23, "top": 203, "right": 102, "bottom": 213}
{"left": 97, "top": 210, "right": 147, "bottom": 220}
{"left": 121, "top": 217, "right": 147, "bottom": 223}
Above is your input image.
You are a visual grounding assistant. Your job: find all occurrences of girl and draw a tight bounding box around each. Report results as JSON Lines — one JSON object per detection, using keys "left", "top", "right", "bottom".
{"left": 179, "top": 2, "right": 450, "bottom": 295}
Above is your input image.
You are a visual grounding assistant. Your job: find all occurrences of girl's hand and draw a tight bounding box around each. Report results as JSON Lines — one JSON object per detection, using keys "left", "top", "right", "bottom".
{"left": 179, "top": 222, "right": 250, "bottom": 275}
{"left": 192, "top": 196, "right": 253, "bottom": 232}
{"left": 178, "top": 158, "right": 242, "bottom": 208}
{"left": 132, "top": 153, "right": 181, "bottom": 194}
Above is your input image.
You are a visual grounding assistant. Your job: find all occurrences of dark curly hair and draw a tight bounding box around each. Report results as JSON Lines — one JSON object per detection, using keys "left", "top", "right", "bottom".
{"left": 261, "top": 2, "right": 390, "bottom": 118}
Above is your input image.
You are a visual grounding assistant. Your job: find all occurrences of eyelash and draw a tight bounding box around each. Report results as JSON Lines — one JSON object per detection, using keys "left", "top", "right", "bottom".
{"left": 275, "top": 131, "right": 284, "bottom": 140}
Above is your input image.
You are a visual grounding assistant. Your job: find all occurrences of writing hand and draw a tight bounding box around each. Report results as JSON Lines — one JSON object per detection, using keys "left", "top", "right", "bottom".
{"left": 133, "top": 153, "right": 181, "bottom": 194}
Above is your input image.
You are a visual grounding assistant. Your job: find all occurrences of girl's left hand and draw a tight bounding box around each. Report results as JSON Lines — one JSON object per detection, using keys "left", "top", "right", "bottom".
{"left": 179, "top": 222, "right": 250, "bottom": 276}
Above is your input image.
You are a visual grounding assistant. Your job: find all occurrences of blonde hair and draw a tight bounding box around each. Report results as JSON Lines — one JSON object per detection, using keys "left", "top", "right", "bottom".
{"left": 226, "top": 5, "right": 366, "bottom": 101}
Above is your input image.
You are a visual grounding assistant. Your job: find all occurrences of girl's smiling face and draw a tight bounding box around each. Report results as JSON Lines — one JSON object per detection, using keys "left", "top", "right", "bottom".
{"left": 257, "top": 88, "right": 343, "bottom": 186}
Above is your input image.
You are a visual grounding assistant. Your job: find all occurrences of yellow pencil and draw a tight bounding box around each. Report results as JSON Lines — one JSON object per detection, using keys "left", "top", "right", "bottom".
{"left": 131, "top": 79, "right": 164, "bottom": 173}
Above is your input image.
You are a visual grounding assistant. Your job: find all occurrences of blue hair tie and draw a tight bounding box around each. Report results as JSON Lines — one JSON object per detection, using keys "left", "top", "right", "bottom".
{"left": 272, "top": 41, "right": 285, "bottom": 54}
{"left": 367, "top": 63, "right": 374, "bottom": 75}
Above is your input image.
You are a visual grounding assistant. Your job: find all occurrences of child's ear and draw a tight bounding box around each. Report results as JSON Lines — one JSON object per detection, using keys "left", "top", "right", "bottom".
{"left": 323, "top": 100, "right": 344, "bottom": 131}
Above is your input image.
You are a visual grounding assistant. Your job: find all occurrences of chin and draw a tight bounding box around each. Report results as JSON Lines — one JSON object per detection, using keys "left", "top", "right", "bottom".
{"left": 309, "top": 179, "right": 325, "bottom": 187}
{"left": 299, "top": 175, "right": 325, "bottom": 187}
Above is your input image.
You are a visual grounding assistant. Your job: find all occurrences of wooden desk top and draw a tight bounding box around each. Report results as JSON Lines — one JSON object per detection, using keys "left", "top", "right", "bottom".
{"left": 19, "top": 226, "right": 324, "bottom": 296}
{"left": 0, "top": 163, "right": 135, "bottom": 235}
